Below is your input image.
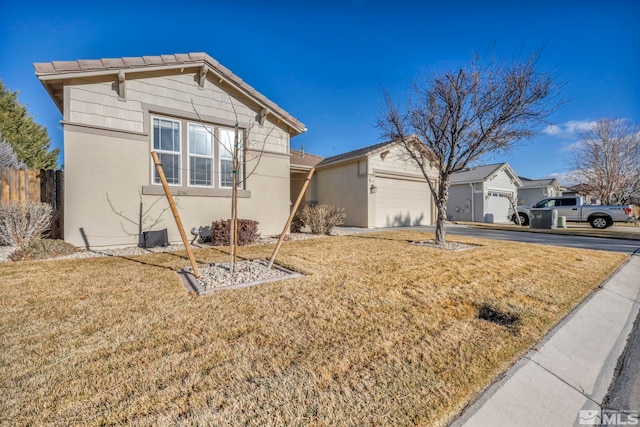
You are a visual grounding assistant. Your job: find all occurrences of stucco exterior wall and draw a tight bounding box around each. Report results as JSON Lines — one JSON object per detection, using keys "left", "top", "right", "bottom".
{"left": 368, "top": 146, "right": 434, "bottom": 178}
{"left": 518, "top": 186, "right": 560, "bottom": 206}
{"left": 448, "top": 169, "right": 518, "bottom": 223}
{"left": 518, "top": 188, "right": 546, "bottom": 206}
{"left": 62, "top": 70, "right": 294, "bottom": 248}
{"left": 447, "top": 184, "right": 475, "bottom": 222}
{"left": 290, "top": 171, "right": 318, "bottom": 207}
{"left": 316, "top": 162, "right": 368, "bottom": 227}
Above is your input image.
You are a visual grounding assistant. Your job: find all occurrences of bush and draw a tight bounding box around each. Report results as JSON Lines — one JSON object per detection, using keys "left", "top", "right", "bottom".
{"left": 0, "top": 201, "right": 52, "bottom": 247}
{"left": 290, "top": 214, "right": 304, "bottom": 233}
{"left": 210, "top": 219, "right": 259, "bottom": 246}
{"left": 9, "top": 238, "right": 76, "bottom": 261}
{"left": 298, "top": 204, "right": 346, "bottom": 235}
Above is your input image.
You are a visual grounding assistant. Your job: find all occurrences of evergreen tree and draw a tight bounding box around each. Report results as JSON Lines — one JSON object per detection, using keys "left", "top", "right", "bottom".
{"left": 0, "top": 79, "right": 58, "bottom": 169}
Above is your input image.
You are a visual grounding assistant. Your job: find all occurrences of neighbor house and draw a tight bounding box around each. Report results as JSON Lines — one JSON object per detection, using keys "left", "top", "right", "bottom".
{"left": 517, "top": 177, "right": 561, "bottom": 206}
{"left": 35, "top": 53, "right": 305, "bottom": 248}
{"left": 447, "top": 163, "right": 521, "bottom": 223}
{"left": 563, "top": 184, "right": 601, "bottom": 205}
{"left": 314, "top": 140, "right": 437, "bottom": 228}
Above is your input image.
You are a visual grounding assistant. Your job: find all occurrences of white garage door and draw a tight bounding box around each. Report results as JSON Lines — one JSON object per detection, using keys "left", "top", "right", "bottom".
{"left": 485, "top": 191, "right": 512, "bottom": 223}
{"left": 375, "top": 177, "right": 432, "bottom": 227}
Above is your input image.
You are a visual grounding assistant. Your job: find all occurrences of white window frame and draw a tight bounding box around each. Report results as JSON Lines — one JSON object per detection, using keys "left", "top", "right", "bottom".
{"left": 219, "top": 127, "right": 243, "bottom": 189}
{"left": 151, "top": 116, "right": 181, "bottom": 186}
{"left": 187, "top": 122, "right": 215, "bottom": 188}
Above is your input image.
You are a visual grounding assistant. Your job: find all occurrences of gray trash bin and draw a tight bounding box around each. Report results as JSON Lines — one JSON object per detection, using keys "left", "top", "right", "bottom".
{"left": 529, "top": 208, "right": 558, "bottom": 230}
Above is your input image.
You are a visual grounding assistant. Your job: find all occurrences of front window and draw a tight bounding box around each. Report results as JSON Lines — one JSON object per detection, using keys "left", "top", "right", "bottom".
{"left": 152, "top": 117, "right": 181, "bottom": 185}
{"left": 219, "top": 128, "right": 243, "bottom": 188}
{"left": 188, "top": 123, "right": 214, "bottom": 187}
{"left": 150, "top": 116, "right": 245, "bottom": 191}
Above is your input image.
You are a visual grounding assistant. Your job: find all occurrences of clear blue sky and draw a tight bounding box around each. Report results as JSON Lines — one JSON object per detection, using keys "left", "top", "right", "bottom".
{"left": 1, "top": 0, "right": 638, "bottom": 183}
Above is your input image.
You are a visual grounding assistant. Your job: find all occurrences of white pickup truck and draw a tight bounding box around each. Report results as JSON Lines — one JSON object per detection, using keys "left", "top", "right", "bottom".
{"left": 513, "top": 196, "right": 635, "bottom": 229}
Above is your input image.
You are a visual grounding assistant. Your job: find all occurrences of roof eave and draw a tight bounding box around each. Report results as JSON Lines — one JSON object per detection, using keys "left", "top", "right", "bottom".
{"left": 34, "top": 55, "right": 306, "bottom": 136}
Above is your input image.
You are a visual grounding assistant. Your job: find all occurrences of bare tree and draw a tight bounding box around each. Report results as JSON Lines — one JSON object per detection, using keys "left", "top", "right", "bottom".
{"left": 0, "top": 137, "right": 25, "bottom": 168}
{"left": 570, "top": 118, "right": 640, "bottom": 205}
{"left": 193, "top": 99, "right": 276, "bottom": 272}
{"left": 377, "top": 51, "right": 560, "bottom": 244}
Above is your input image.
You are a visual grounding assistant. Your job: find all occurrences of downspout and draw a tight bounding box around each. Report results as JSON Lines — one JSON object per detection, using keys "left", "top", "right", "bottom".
{"left": 470, "top": 183, "right": 475, "bottom": 222}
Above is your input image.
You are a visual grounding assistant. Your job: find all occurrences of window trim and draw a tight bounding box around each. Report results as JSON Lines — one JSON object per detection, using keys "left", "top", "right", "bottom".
{"left": 218, "top": 127, "right": 244, "bottom": 189}
{"left": 187, "top": 122, "right": 215, "bottom": 188}
{"left": 149, "top": 114, "right": 246, "bottom": 193}
{"left": 151, "top": 116, "right": 182, "bottom": 186}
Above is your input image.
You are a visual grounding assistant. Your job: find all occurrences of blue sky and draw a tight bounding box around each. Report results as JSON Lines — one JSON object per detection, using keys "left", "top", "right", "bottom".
{"left": 1, "top": 0, "right": 638, "bottom": 183}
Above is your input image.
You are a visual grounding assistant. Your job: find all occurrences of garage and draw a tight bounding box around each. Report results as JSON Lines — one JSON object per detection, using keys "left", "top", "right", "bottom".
{"left": 484, "top": 191, "right": 512, "bottom": 223}
{"left": 375, "top": 176, "right": 432, "bottom": 227}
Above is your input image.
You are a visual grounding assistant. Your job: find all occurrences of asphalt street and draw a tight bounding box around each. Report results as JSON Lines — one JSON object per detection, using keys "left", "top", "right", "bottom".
{"left": 443, "top": 225, "right": 640, "bottom": 254}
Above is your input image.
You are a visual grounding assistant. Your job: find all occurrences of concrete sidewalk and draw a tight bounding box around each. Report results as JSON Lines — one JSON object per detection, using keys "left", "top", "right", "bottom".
{"left": 451, "top": 253, "right": 640, "bottom": 427}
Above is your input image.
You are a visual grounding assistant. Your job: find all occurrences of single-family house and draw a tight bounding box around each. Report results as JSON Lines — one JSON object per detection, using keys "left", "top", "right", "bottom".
{"left": 290, "top": 148, "right": 322, "bottom": 207}
{"left": 315, "top": 140, "right": 437, "bottom": 228}
{"left": 447, "top": 163, "right": 521, "bottom": 223}
{"left": 563, "top": 184, "right": 601, "bottom": 205}
{"left": 517, "top": 177, "right": 561, "bottom": 205}
{"left": 34, "top": 53, "right": 306, "bottom": 248}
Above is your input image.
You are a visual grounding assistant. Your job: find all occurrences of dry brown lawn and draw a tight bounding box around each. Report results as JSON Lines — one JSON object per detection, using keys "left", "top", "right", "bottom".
{"left": 0, "top": 231, "right": 627, "bottom": 426}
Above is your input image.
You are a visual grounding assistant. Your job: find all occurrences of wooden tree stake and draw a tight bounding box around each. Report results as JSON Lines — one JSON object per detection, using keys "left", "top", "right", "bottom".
{"left": 151, "top": 151, "right": 201, "bottom": 278}
{"left": 268, "top": 167, "right": 315, "bottom": 269}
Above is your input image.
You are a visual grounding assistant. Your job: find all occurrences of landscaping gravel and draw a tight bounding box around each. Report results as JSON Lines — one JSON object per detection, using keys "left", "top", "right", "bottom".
{"left": 0, "top": 230, "right": 354, "bottom": 263}
{"left": 409, "top": 239, "right": 477, "bottom": 251}
{"left": 188, "top": 259, "right": 293, "bottom": 290}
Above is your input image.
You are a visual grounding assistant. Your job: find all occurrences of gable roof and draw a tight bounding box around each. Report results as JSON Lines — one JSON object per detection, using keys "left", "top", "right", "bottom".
{"left": 450, "top": 163, "right": 522, "bottom": 186}
{"left": 518, "top": 177, "right": 559, "bottom": 189}
{"left": 290, "top": 149, "right": 324, "bottom": 169}
{"left": 33, "top": 52, "right": 306, "bottom": 136}
{"left": 316, "top": 140, "right": 397, "bottom": 168}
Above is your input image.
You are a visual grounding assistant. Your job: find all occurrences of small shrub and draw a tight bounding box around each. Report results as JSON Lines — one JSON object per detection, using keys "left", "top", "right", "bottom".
{"left": 0, "top": 201, "right": 53, "bottom": 247}
{"left": 290, "top": 214, "right": 304, "bottom": 233}
{"left": 210, "top": 219, "right": 259, "bottom": 246}
{"left": 9, "top": 238, "right": 76, "bottom": 261}
{"left": 298, "top": 204, "right": 346, "bottom": 235}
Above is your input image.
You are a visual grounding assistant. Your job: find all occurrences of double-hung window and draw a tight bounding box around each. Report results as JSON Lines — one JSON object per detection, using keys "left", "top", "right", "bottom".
{"left": 150, "top": 116, "right": 245, "bottom": 192}
{"left": 188, "top": 123, "right": 214, "bottom": 187}
{"left": 152, "top": 117, "right": 181, "bottom": 185}
{"left": 219, "top": 128, "right": 242, "bottom": 188}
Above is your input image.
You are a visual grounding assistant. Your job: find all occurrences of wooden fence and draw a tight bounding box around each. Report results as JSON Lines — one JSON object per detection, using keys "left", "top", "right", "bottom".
{"left": 0, "top": 168, "right": 64, "bottom": 238}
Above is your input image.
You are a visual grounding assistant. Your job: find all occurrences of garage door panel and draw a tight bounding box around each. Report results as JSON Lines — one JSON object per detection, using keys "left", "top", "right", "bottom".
{"left": 375, "top": 177, "right": 432, "bottom": 227}
{"left": 485, "top": 191, "right": 512, "bottom": 223}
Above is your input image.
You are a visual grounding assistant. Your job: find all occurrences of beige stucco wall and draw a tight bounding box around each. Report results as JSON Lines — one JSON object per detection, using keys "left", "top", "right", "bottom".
{"left": 316, "top": 162, "right": 369, "bottom": 227}
{"left": 315, "top": 144, "right": 437, "bottom": 228}
{"left": 62, "top": 69, "right": 295, "bottom": 248}
{"left": 368, "top": 145, "right": 435, "bottom": 178}
{"left": 290, "top": 171, "right": 318, "bottom": 207}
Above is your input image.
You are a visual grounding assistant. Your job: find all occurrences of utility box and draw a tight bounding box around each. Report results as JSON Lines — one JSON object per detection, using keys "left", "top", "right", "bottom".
{"left": 557, "top": 216, "right": 567, "bottom": 228}
{"left": 529, "top": 208, "right": 558, "bottom": 229}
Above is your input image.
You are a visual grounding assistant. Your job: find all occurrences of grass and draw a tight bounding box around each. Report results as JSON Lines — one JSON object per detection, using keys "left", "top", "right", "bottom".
{"left": 0, "top": 231, "right": 627, "bottom": 426}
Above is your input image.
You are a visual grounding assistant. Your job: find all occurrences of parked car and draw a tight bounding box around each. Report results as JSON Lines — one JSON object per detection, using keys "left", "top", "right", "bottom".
{"left": 513, "top": 196, "right": 635, "bottom": 229}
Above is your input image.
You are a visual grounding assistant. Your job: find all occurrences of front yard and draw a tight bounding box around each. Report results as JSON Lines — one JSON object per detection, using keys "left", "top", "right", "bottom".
{"left": 0, "top": 231, "right": 627, "bottom": 426}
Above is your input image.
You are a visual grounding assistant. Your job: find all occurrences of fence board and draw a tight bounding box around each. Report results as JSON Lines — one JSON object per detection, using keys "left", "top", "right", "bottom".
{"left": 0, "top": 168, "right": 64, "bottom": 238}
